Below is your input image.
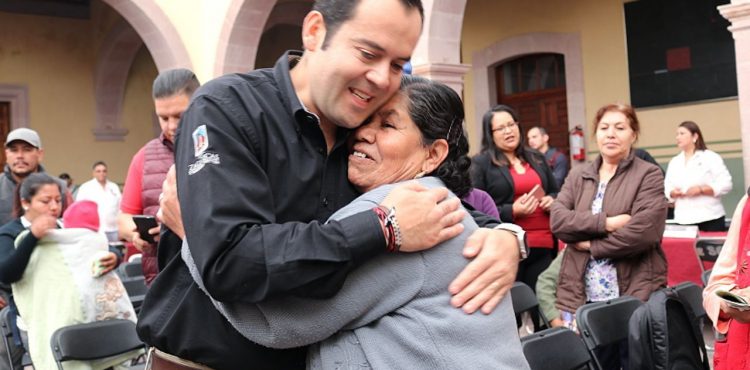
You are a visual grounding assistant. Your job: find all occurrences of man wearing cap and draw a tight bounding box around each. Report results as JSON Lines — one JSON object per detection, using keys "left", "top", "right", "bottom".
{"left": 0, "top": 128, "right": 72, "bottom": 225}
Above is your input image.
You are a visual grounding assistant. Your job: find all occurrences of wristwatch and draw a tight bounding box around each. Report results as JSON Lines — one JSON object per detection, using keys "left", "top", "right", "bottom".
{"left": 494, "top": 223, "right": 528, "bottom": 260}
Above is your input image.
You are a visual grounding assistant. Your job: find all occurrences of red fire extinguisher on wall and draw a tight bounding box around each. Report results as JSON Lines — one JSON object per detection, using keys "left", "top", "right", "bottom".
{"left": 570, "top": 125, "right": 586, "bottom": 161}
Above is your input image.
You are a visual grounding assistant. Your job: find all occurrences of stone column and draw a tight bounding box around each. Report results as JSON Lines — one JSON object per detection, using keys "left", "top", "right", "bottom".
{"left": 720, "top": 1, "right": 750, "bottom": 186}
{"left": 411, "top": 62, "right": 472, "bottom": 97}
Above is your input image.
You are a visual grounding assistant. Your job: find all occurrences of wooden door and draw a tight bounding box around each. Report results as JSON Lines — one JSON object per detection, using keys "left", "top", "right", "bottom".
{"left": 496, "top": 54, "right": 569, "bottom": 155}
{"left": 0, "top": 103, "right": 8, "bottom": 166}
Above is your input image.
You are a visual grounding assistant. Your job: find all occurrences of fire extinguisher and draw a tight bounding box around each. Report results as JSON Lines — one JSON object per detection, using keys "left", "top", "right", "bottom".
{"left": 570, "top": 125, "right": 586, "bottom": 161}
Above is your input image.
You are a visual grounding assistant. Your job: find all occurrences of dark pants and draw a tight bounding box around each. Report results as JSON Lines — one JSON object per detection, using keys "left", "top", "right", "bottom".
{"left": 696, "top": 215, "right": 727, "bottom": 232}
{"left": 516, "top": 247, "right": 553, "bottom": 330}
{"left": 516, "top": 247, "right": 553, "bottom": 293}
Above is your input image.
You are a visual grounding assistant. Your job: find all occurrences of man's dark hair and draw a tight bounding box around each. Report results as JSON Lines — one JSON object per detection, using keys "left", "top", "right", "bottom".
{"left": 399, "top": 75, "right": 471, "bottom": 198}
{"left": 58, "top": 173, "right": 71, "bottom": 181}
{"left": 152, "top": 68, "right": 200, "bottom": 99}
{"left": 530, "top": 126, "right": 548, "bottom": 136}
{"left": 92, "top": 161, "right": 107, "bottom": 169}
{"left": 313, "top": 0, "right": 424, "bottom": 49}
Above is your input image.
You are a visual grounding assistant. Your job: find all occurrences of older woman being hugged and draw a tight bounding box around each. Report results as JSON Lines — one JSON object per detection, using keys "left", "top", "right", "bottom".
{"left": 551, "top": 103, "right": 668, "bottom": 368}
{"left": 665, "top": 121, "right": 732, "bottom": 231}
{"left": 471, "top": 105, "right": 558, "bottom": 292}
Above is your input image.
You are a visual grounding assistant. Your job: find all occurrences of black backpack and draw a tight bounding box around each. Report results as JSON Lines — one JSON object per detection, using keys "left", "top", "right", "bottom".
{"left": 627, "top": 288, "right": 710, "bottom": 370}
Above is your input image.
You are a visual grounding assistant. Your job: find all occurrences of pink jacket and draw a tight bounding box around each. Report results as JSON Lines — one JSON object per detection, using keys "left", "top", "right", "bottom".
{"left": 703, "top": 195, "right": 747, "bottom": 334}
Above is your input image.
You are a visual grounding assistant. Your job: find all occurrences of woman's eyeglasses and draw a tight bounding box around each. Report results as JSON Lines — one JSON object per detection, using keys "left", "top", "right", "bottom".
{"left": 492, "top": 121, "right": 518, "bottom": 133}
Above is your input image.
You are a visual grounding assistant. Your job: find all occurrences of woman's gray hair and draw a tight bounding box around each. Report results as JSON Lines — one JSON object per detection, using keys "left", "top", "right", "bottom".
{"left": 399, "top": 75, "right": 471, "bottom": 197}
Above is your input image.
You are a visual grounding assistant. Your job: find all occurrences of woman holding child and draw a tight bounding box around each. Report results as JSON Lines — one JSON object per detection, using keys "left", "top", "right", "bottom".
{"left": 0, "top": 173, "right": 132, "bottom": 369}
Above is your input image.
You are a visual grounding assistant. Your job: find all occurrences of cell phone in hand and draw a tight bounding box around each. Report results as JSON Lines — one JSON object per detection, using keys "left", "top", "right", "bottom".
{"left": 716, "top": 290, "right": 750, "bottom": 311}
{"left": 528, "top": 184, "right": 545, "bottom": 201}
{"left": 132, "top": 215, "right": 158, "bottom": 244}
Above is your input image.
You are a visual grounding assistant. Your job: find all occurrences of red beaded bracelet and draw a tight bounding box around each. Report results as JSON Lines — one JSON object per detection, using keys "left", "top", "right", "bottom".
{"left": 373, "top": 206, "right": 401, "bottom": 252}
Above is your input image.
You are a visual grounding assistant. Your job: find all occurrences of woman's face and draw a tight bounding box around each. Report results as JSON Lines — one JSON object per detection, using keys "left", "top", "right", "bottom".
{"left": 675, "top": 126, "right": 697, "bottom": 151}
{"left": 596, "top": 111, "right": 637, "bottom": 163}
{"left": 348, "top": 94, "right": 430, "bottom": 193}
{"left": 490, "top": 111, "right": 520, "bottom": 154}
{"left": 22, "top": 184, "right": 62, "bottom": 221}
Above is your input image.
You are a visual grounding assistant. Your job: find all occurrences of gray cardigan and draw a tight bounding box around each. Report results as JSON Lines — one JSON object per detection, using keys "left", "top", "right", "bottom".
{"left": 183, "top": 177, "right": 529, "bottom": 369}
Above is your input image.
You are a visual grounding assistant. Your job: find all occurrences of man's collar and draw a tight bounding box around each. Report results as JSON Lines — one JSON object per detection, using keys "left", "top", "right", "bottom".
{"left": 3, "top": 164, "right": 44, "bottom": 184}
{"left": 272, "top": 51, "right": 353, "bottom": 146}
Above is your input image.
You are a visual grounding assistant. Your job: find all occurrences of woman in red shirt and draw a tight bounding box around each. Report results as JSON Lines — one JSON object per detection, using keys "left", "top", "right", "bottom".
{"left": 471, "top": 105, "right": 559, "bottom": 294}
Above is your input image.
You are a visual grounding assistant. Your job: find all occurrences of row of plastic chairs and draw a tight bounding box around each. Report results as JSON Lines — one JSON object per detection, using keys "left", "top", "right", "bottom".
{"left": 512, "top": 281, "right": 708, "bottom": 370}
{"left": 518, "top": 295, "right": 642, "bottom": 370}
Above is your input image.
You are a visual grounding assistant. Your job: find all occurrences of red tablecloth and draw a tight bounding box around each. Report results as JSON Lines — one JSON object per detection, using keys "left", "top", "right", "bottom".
{"left": 662, "top": 231, "right": 727, "bottom": 286}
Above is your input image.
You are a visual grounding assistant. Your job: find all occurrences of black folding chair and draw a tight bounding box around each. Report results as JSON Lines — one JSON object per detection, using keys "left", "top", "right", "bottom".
{"left": 510, "top": 281, "right": 550, "bottom": 332}
{"left": 121, "top": 276, "right": 148, "bottom": 314}
{"left": 521, "top": 327, "right": 595, "bottom": 370}
{"left": 575, "top": 295, "right": 643, "bottom": 370}
{"left": 50, "top": 319, "right": 145, "bottom": 370}
{"left": 0, "top": 307, "right": 22, "bottom": 370}
{"left": 694, "top": 238, "right": 725, "bottom": 272}
{"left": 118, "top": 261, "right": 144, "bottom": 279}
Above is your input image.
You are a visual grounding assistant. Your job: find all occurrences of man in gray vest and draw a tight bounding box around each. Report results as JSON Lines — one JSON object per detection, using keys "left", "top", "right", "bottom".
{"left": 118, "top": 69, "right": 200, "bottom": 285}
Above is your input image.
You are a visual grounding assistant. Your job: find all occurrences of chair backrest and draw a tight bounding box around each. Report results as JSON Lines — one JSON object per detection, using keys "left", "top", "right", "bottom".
{"left": 575, "top": 295, "right": 642, "bottom": 369}
{"left": 673, "top": 281, "right": 706, "bottom": 319}
{"left": 510, "top": 281, "right": 550, "bottom": 329}
{"left": 521, "top": 327, "right": 594, "bottom": 370}
{"left": 0, "top": 306, "right": 18, "bottom": 370}
{"left": 121, "top": 276, "right": 147, "bottom": 313}
{"left": 118, "top": 261, "right": 144, "bottom": 279}
{"left": 121, "top": 276, "right": 148, "bottom": 297}
{"left": 50, "top": 319, "right": 144, "bottom": 368}
{"left": 694, "top": 238, "right": 725, "bottom": 269}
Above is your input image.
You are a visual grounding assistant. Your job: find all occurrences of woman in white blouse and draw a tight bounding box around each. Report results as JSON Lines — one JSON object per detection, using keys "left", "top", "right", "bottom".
{"left": 665, "top": 121, "right": 733, "bottom": 231}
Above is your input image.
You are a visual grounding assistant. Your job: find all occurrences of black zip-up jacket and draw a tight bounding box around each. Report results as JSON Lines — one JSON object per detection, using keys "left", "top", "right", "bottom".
{"left": 137, "top": 52, "right": 386, "bottom": 369}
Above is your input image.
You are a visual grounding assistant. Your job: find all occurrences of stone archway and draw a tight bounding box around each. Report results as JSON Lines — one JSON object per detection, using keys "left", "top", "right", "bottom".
{"left": 214, "top": 0, "right": 276, "bottom": 76}
{"left": 100, "top": 0, "right": 191, "bottom": 72}
{"left": 92, "top": 0, "right": 191, "bottom": 141}
{"left": 471, "top": 33, "right": 586, "bottom": 143}
{"left": 92, "top": 20, "right": 143, "bottom": 141}
{"left": 411, "top": 0, "right": 470, "bottom": 95}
